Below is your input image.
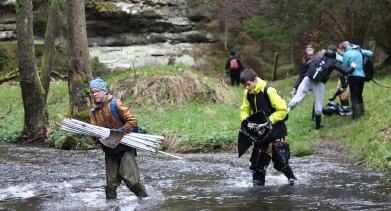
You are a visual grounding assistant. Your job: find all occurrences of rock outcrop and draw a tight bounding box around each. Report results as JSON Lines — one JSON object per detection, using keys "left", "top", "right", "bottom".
{"left": 0, "top": 0, "right": 214, "bottom": 69}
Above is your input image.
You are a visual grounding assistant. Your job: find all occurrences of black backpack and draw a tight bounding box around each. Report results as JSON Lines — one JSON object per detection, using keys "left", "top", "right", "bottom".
{"left": 360, "top": 50, "right": 374, "bottom": 82}
{"left": 306, "top": 55, "right": 330, "bottom": 82}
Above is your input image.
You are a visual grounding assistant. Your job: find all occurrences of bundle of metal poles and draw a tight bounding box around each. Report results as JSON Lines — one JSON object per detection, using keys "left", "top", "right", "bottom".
{"left": 60, "top": 118, "right": 183, "bottom": 160}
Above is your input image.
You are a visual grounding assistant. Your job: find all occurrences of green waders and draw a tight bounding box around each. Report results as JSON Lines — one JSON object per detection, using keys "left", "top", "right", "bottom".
{"left": 105, "top": 149, "right": 148, "bottom": 199}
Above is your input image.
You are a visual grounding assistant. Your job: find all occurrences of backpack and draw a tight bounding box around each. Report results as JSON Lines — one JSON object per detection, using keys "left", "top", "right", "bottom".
{"left": 263, "top": 85, "right": 289, "bottom": 121}
{"left": 307, "top": 55, "right": 330, "bottom": 82}
{"left": 110, "top": 98, "right": 139, "bottom": 133}
{"left": 360, "top": 50, "right": 374, "bottom": 82}
{"left": 230, "top": 58, "right": 239, "bottom": 70}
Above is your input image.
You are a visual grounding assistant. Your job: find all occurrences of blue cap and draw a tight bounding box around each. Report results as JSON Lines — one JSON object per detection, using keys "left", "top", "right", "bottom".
{"left": 90, "top": 77, "right": 107, "bottom": 91}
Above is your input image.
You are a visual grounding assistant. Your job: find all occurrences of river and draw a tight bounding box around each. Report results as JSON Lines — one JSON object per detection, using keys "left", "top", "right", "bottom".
{"left": 1, "top": 143, "right": 390, "bottom": 211}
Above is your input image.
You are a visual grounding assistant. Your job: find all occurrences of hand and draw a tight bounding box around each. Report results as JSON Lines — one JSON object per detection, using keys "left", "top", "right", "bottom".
{"left": 350, "top": 61, "right": 357, "bottom": 68}
{"left": 116, "top": 127, "right": 125, "bottom": 132}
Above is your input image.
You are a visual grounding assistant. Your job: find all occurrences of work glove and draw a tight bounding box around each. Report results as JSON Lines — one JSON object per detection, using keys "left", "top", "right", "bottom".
{"left": 350, "top": 61, "right": 357, "bottom": 69}
{"left": 99, "top": 136, "right": 110, "bottom": 144}
{"left": 116, "top": 127, "right": 125, "bottom": 132}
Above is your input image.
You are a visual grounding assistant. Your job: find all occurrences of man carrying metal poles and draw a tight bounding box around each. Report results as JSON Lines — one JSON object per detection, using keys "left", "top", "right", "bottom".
{"left": 89, "top": 77, "right": 148, "bottom": 200}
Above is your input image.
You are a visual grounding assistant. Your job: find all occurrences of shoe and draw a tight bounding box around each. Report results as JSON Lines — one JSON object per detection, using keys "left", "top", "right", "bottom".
{"left": 288, "top": 178, "right": 297, "bottom": 186}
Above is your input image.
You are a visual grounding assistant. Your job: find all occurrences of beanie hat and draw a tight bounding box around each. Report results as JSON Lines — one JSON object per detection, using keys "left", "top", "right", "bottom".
{"left": 90, "top": 77, "right": 107, "bottom": 91}
{"left": 230, "top": 51, "right": 235, "bottom": 56}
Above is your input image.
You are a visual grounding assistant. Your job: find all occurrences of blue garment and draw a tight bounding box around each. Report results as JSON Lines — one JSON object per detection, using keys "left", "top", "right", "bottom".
{"left": 343, "top": 45, "right": 373, "bottom": 78}
{"left": 336, "top": 53, "right": 343, "bottom": 62}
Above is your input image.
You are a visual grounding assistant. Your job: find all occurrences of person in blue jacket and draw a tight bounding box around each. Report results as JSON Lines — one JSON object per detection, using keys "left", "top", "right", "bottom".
{"left": 341, "top": 41, "right": 373, "bottom": 119}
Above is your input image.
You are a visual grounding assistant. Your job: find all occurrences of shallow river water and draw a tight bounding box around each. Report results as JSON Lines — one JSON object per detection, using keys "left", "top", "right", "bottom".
{"left": 1, "top": 143, "right": 391, "bottom": 211}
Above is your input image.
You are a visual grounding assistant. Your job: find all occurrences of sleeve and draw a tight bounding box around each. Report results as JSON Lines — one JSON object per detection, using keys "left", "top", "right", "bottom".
{"left": 90, "top": 113, "right": 101, "bottom": 143}
{"left": 293, "top": 63, "right": 306, "bottom": 89}
{"left": 267, "top": 87, "right": 288, "bottom": 124}
{"left": 238, "top": 58, "right": 245, "bottom": 70}
{"left": 362, "top": 49, "right": 373, "bottom": 58}
{"left": 240, "top": 90, "right": 252, "bottom": 122}
{"left": 116, "top": 99, "right": 138, "bottom": 133}
{"left": 225, "top": 58, "right": 230, "bottom": 70}
{"left": 334, "top": 61, "right": 355, "bottom": 75}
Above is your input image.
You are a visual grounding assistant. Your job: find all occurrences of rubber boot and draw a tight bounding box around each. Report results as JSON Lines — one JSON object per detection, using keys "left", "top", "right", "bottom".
{"left": 329, "top": 87, "right": 346, "bottom": 101}
{"left": 283, "top": 166, "right": 297, "bottom": 185}
{"left": 105, "top": 189, "right": 118, "bottom": 200}
{"left": 352, "top": 104, "right": 362, "bottom": 119}
{"left": 340, "top": 99, "right": 350, "bottom": 106}
{"left": 315, "top": 115, "right": 323, "bottom": 129}
{"left": 129, "top": 182, "right": 148, "bottom": 198}
{"left": 253, "top": 171, "right": 266, "bottom": 186}
{"left": 312, "top": 104, "right": 315, "bottom": 121}
{"left": 359, "top": 103, "right": 365, "bottom": 115}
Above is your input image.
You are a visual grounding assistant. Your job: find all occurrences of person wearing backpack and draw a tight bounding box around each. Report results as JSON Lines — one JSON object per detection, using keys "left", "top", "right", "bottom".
{"left": 239, "top": 69, "right": 297, "bottom": 186}
{"left": 89, "top": 77, "right": 148, "bottom": 200}
{"left": 287, "top": 45, "right": 357, "bottom": 129}
{"left": 225, "top": 51, "right": 244, "bottom": 86}
{"left": 341, "top": 41, "right": 373, "bottom": 119}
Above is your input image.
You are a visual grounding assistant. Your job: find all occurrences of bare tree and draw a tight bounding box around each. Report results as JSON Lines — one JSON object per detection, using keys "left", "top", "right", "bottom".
{"left": 16, "top": 0, "right": 47, "bottom": 134}
{"left": 67, "top": 0, "right": 93, "bottom": 119}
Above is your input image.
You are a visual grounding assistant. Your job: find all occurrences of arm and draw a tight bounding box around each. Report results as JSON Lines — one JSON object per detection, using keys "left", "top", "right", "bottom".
{"left": 225, "top": 59, "right": 230, "bottom": 70}
{"left": 238, "top": 58, "right": 245, "bottom": 70}
{"left": 116, "top": 99, "right": 138, "bottom": 133}
{"left": 240, "top": 90, "right": 252, "bottom": 122}
{"left": 334, "top": 61, "right": 355, "bottom": 75}
{"left": 267, "top": 88, "right": 288, "bottom": 124}
{"left": 361, "top": 49, "right": 373, "bottom": 58}
{"left": 293, "top": 63, "right": 307, "bottom": 90}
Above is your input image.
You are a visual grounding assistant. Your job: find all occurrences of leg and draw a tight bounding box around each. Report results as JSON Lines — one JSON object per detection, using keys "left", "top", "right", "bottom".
{"left": 118, "top": 149, "right": 148, "bottom": 197}
{"left": 234, "top": 73, "right": 241, "bottom": 86}
{"left": 312, "top": 81, "right": 325, "bottom": 128}
{"left": 348, "top": 76, "right": 362, "bottom": 119}
{"left": 105, "top": 154, "right": 122, "bottom": 200}
{"left": 329, "top": 76, "right": 347, "bottom": 101}
{"left": 288, "top": 77, "right": 312, "bottom": 111}
{"left": 250, "top": 145, "right": 271, "bottom": 186}
{"left": 271, "top": 139, "right": 297, "bottom": 185}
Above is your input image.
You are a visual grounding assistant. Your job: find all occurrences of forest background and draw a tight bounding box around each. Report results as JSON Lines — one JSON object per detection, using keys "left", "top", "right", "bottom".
{"left": 1, "top": 0, "right": 391, "bottom": 172}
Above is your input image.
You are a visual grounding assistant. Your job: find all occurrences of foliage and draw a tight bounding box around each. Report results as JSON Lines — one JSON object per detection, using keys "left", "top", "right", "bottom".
{"left": 0, "top": 43, "right": 7, "bottom": 71}
{"left": 91, "top": 56, "right": 111, "bottom": 79}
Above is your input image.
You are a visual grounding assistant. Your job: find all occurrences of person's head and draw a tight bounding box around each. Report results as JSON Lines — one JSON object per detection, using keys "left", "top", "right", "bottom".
{"left": 327, "top": 45, "right": 338, "bottom": 52}
{"left": 337, "top": 43, "right": 345, "bottom": 56}
{"left": 90, "top": 77, "right": 108, "bottom": 103}
{"left": 240, "top": 69, "right": 257, "bottom": 92}
{"left": 341, "top": 41, "right": 350, "bottom": 50}
{"left": 230, "top": 51, "right": 235, "bottom": 57}
{"left": 302, "top": 45, "right": 315, "bottom": 62}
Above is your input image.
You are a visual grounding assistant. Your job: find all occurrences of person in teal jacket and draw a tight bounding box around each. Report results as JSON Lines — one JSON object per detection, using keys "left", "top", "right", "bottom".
{"left": 341, "top": 41, "right": 373, "bottom": 119}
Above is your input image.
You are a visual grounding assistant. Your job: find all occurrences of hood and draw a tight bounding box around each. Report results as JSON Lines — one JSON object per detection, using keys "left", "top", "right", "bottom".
{"left": 324, "top": 49, "right": 336, "bottom": 58}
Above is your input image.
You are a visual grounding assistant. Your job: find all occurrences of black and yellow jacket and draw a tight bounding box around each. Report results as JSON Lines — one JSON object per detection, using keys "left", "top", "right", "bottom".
{"left": 240, "top": 77, "right": 288, "bottom": 140}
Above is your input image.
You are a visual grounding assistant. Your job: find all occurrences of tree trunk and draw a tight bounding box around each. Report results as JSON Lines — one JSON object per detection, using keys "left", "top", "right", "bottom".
{"left": 16, "top": 0, "right": 47, "bottom": 134}
{"left": 41, "top": 0, "right": 61, "bottom": 102}
{"left": 67, "top": 0, "right": 92, "bottom": 119}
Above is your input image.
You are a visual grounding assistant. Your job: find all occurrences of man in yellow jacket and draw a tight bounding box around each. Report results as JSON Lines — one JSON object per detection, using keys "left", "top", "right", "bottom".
{"left": 239, "top": 69, "right": 297, "bottom": 186}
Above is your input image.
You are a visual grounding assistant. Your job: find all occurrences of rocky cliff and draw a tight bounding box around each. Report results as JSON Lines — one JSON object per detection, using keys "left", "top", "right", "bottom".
{"left": 0, "top": 0, "right": 214, "bottom": 69}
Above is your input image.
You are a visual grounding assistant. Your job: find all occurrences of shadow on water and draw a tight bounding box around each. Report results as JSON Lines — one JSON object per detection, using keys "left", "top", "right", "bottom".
{"left": 1, "top": 142, "right": 391, "bottom": 211}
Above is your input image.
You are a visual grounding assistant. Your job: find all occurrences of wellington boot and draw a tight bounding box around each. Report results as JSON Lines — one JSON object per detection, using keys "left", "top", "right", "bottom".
{"left": 283, "top": 166, "right": 297, "bottom": 185}
{"left": 340, "top": 99, "right": 350, "bottom": 106}
{"left": 352, "top": 104, "right": 362, "bottom": 119}
{"left": 129, "top": 182, "right": 148, "bottom": 198}
{"left": 312, "top": 104, "right": 315, "bottom": 121}
{"left": 359, "top": 103, "right": 365, "bottom": 115}
{"left": 329, "top": 87, "right": 346, "bottom": 101}
{"left": 253, "top": 171, "right": 266, "bottom": 186}
{"left": 315, "top": 115, "right": 323, "bottom": 129}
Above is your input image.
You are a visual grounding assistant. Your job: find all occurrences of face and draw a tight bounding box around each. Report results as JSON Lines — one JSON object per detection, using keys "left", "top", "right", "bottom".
{"left": 337, "top": 48, "right": 344, "bottom": 56}
{"left": 243, "top": 78, "right": 257, "bottom": 92}
{"left": 90, "top": 88, "right": 106, "bottom": 103}
{"left": 306, "top": 48, "right": 315, "bottom": 59}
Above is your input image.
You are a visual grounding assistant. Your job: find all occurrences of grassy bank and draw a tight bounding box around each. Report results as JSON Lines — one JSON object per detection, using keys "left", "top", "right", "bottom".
{"left": 1, "top": 66, "right": 391, "bottom": 172}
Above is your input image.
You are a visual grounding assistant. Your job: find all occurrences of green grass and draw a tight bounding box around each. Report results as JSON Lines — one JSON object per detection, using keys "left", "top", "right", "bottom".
{"left": 1, "top": 67, "right": 391, "bottom": 172}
